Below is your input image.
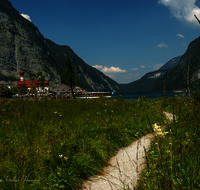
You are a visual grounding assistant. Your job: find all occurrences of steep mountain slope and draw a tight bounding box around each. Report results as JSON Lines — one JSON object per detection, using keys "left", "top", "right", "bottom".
{"left": 152, "top": 36, "right": 200, "bottom": 91}
{"left": 0, "top": 0, "right": 120, "bottom": 92}
{"left": 158, "top": 55, "right": 181, "bottom": 70}
{"left": 119, "top": 69, "right": 170, "bottom": 93}
{"left": 119, "top": 55, "right": 181, "bottom": 93}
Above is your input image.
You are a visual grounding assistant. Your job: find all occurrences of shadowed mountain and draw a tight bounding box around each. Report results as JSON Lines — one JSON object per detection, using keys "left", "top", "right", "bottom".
{"left": 152, "top": 36, "right": 200, "bottom": 91}
{"left": 119, "top": 56, "right": 181, "bottom": 93}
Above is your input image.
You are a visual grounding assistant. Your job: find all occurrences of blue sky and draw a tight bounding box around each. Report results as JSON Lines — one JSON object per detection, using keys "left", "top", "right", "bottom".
{"left": 9, "top": 0, "right": 200, "bottom": 84}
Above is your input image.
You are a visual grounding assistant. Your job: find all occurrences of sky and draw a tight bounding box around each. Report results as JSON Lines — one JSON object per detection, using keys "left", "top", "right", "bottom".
{"left": 9, "top": 0, "right": 200, "bottom": 84}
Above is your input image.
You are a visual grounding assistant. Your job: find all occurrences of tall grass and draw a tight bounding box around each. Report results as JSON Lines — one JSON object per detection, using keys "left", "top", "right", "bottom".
{"left": 1, "top": 94, "right": 199, "bottom": 189}
{"left": 0, "top": 97, "right": 166, "bottom": 189}
{"left": 135, "top": 93, "right": 200, "bottom": 189}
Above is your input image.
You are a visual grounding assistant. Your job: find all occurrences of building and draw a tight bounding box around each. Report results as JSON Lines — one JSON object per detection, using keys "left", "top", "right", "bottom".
{"left": 50, "top": 84, "right": 84, "bottom": 94}
{"left": 17, "top": 70, "right": 50, "bottom": 93}
{"left": 0, "top": 81, "right": 17, "bottom": 88}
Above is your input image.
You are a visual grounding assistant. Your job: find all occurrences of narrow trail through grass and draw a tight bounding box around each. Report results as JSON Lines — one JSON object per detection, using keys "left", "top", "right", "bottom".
{"left": 0, "top": 94, "right": 199, "bottom": 189}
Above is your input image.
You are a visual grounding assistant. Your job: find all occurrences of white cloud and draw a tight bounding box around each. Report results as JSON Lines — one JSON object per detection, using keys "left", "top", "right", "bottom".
{"left": 132, "top": 68, "right": 138, "bottom": 71}
{"left": 157, "top": 42, "right": 168, "bottom": 48}
{"left": 177, "top": 33, "right": 185, "bottom": 38}
{"left": 158, "top": 0, "right": 200, "bottom": 27}
{"left": 92, "top": 65, "right": 103, "bottom": 69}
{"left": 153, "top": 63, "right": 164, "bottom": 70}
{"left": 101, "top": 66, "right": 127, "bottom": 73}
{"left": 21, "top": 13, "right": 32, "bottom": 22}
{"left": 141, "top": 65, "right": 145, "bottom": 68}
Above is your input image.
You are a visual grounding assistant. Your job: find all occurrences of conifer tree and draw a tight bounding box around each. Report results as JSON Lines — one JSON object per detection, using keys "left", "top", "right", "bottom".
{"left": 61, "top": 56, "right": 81, "bottom": 99}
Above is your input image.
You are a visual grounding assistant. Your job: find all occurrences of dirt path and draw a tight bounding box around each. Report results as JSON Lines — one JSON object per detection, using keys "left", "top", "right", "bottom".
{"left": 82, "top": 112, "right": 174, "bottom": 190}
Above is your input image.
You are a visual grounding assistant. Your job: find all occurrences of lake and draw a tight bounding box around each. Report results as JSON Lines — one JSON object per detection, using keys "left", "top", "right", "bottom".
{"left": 112, "top": 91, "right": 189, "bottom": 101}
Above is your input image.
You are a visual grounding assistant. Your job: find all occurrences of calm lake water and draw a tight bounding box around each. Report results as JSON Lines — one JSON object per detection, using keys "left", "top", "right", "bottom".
{"left": 112, "top": 91, "right": 189, "bottom": 101}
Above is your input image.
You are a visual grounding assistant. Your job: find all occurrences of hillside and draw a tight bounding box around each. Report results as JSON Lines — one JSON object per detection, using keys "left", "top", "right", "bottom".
{"left": 0, "top": 0, "right": 120, "bottom": 92}
{"left": 119, "top": 55, "right": 180, "bottom": 93}
{"left": 152, "top": 36, "right": 200, "bottom": 91}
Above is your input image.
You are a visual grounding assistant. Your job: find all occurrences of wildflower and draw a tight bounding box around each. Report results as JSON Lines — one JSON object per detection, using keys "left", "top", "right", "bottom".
{"left": 185, "top": 132, "right": 189, "bottom": 137}
{"left": 152, "top": 123, "right": 168, "bottom": 137}
{"left": 59, "top": 155, "right": 63, "bottom": 158}
{"left": 152, "top": 123, "right": 160, "bottom": 131}
{"left": 54, "top": 111, "right": 57, "bottom": 114}
{"left": 64, "top": 157, "right": 68, "bottom": 160}
{"left": 59, "top": 114, "right": 62, "bottom": 117}
{"left": 49, "top": 137, "right": 55, "bottom": 145}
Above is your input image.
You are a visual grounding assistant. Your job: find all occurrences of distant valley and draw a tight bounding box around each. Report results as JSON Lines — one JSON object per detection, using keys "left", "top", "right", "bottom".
{"left": 1, "top": 0, "right": 200, "bottom": 93}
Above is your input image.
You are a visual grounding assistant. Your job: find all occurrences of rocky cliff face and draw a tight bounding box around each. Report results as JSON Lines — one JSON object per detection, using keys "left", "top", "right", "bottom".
{"left": 0, "top": 0, "right": 120, "bottom": 92}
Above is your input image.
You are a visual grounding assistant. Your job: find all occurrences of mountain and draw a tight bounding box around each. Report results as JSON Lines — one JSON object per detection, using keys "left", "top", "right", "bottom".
{"left": 152, "top": 36, "right": 200, "bottom": 91}
{"left": 158, "top": 55, "right": 181, "bottom": 70}
{"left": 119, "top": 55, "right": 181, "bottom": 93}
{"left": 0, "top": 0, "right": 120, "bottom": 92}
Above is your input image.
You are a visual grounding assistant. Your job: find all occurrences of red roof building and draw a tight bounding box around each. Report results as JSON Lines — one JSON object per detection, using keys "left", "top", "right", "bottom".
{"left": 17, "top": 70, "right": 50, "bottom": 92}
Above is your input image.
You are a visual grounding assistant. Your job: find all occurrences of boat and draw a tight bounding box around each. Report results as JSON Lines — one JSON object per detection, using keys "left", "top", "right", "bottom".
{"left": 173, "top": 89, "right": 188, "bottom": 92}
{"left": 74, "top": 92, "right": 114, "bottom": 98}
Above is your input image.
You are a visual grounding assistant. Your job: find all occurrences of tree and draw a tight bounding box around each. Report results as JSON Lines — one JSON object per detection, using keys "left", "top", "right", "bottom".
{"left": 19, "top": 84, "right": 28, "bottom": 95}
{"left": 28, "top": 70, "right": 46, "bottom": 96}
{"left": 61, "top": 56, "right": 81, "bottom": 99}
{"left": 0, "top": 85, "right": 12, "bottom": 98}
{"left": 36, "top": 70, "right": 46, "bottom": 92}
{"left": 10, "top": 86, "right": 18, "bottom": 95}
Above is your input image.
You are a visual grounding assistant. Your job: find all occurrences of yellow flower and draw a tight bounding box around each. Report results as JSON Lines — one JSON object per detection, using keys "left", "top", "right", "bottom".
{"left": 54, "top": 111, "right": 57, "bottom": 114}
{"left": 59, "top": 155, "right": 63, "bottom": 158}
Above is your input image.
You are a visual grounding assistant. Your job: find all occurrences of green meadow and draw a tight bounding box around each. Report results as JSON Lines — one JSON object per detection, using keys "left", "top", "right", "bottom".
{"left": 0, "top": 95, "right": 199, "bottom": 189}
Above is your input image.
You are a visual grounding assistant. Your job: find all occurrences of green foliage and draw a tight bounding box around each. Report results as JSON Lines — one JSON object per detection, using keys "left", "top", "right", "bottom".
{"left": 29, "top": 86, "right": 37, "bottom": 94}
{"left": 10, "top": 85, "right": 18, "bottom": 95}
{"left": 135, "top": 96, "right": 200, "bottom": 189}
{"left": 19, "top": 84, "right": 28, "bottom": 95}
{"left": 61, "top": 56, "right": 81, "bottom": 98}
{"left": 0, "top": 85, "right": 12, "bottom": 97}
{"left": 0, "top": 101, "right": 11, "bottom": 112}
{"left": 0, "top": 97, "right": 167, "bottom": 189}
